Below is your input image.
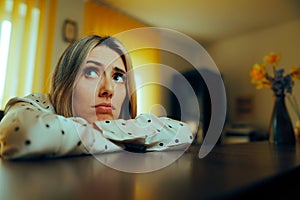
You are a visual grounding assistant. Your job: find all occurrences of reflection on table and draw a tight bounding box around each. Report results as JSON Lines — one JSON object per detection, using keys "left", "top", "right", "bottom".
{"left": 1, "top": 141, "right": 300, "bottom": 200}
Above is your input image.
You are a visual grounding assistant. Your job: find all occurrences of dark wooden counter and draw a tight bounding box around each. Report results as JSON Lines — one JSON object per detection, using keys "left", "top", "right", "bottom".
{"left": 1, "top": 141, "right": 300, "bottom": 200}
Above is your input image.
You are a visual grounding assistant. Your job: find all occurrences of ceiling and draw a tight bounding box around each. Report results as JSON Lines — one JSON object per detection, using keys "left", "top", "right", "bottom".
{"left": 95, "top": 0, "right": 300, "bottom": 44}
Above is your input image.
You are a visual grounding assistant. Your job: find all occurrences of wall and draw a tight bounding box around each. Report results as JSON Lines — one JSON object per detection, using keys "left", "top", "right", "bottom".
{"left": 51, "top": 0, "right": 84, "bottom": 70}
{"left": 206, "top": 19, "right": 300, "bottom": 132}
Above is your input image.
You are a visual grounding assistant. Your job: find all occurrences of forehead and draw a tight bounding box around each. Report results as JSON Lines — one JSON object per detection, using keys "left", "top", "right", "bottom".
{"left": 86, "top": 45, "right": 125, "bottom": 69}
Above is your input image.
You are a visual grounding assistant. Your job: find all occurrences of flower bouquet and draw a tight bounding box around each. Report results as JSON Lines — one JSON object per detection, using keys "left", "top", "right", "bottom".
{"left": 250, "top": 52, "right": 300, "bottom": 95}
{"left": 250, "top": 52, "right": 300, "bottom": 144}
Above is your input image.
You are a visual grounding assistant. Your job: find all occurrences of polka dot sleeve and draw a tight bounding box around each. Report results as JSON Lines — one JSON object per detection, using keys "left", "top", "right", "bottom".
{"left": 0, "top": 94, "right": 194, "bottom": 160}
{"left": 0, "top": 94, "right": 122, "bottom": 160}
{"left": 94, "top": 113, "right": 194, "bottom": 151}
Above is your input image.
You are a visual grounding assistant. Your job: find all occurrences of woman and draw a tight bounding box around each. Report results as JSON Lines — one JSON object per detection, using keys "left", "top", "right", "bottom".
{"left": 51, "top": 35, "right": 136, "bottom": 121}
{"left": 0, "top": 35, "right": 193, "bottom": 160}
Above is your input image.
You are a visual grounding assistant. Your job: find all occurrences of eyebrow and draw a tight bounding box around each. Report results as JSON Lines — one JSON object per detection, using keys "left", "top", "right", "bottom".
{"left": 114, "top": 67, "right": 126, "bottom": 74}
{"left": 86, "top": 60, "right": 126, "bottom": 74}
{"left": 86, "top": 60, "right": 103, "bottom": 66}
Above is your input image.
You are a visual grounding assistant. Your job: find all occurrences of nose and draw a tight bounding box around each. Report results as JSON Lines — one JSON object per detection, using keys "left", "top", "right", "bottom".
{"left": 98, "top": 72, "right": 114, "bottom": 98}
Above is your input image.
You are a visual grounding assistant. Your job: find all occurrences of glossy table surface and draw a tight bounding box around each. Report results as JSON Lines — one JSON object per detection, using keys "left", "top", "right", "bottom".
{"left": 1, "top": 141, "right": 300, "bottom": 200}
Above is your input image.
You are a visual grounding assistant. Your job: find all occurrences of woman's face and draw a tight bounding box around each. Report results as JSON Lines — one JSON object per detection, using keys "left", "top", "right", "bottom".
{"left": 73, "top": 45, "right": 127, "bottom": 123}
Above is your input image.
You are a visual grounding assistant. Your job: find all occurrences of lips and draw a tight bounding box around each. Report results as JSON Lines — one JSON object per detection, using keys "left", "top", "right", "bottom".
{"left": 93, "top": 103, "right": 115, "bottom": 114}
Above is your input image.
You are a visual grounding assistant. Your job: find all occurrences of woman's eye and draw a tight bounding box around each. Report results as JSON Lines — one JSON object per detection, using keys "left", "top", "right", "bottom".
{"left": 113, "top": 73, "right": 126, "bottom": 83}
{"left": 84, "top": 68, "right": 99, "bottom": 78}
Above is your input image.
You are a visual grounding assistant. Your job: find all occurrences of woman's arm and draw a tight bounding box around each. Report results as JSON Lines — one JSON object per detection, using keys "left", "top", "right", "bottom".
{"left": 94, "top": 113, "right": 194, "bottom": 151}
{"left": 0, "top": 94, "right": 194, "bottom": 160}
{"left": 0, "top": 94, "right": 122, "bottom": 160}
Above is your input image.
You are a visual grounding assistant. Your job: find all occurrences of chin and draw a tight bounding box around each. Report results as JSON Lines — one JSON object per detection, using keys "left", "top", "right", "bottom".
{"left": 96, "top": 114, "right": 116, "bottom": 121}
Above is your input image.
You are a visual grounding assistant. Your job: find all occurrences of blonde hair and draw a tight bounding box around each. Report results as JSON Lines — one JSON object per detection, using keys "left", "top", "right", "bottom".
{"left": 50, "top": 35, "right": 137, "bottom": 119}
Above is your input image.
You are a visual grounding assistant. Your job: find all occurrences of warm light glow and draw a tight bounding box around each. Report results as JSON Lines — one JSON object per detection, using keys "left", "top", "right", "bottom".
{"left": 129, "top": 49, "right": 161, "bottom": 116}
{"left": 0, "top": 20, "right": 12, "bottom": 107}
{"left": 24, "top": 8, "right": 40, "bottom": 94}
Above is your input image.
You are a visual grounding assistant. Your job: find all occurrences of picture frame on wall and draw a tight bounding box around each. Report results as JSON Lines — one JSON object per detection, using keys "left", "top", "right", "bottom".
{"left": 63, "top": 19, "right": 78, "bottom": 43}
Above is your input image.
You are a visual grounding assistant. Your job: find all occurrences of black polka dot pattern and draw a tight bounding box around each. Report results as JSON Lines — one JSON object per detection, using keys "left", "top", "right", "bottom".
{"left": 25, "top": 140, "right": 31, "bottom": 145}
{"left": 93, "top": 113, "right": 194, "bottom": 152}
{"left": 0, "top": 93, "right": 193, "bottom": 159}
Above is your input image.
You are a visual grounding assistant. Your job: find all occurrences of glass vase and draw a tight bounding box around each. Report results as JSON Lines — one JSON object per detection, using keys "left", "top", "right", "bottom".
{"left": 269, "top": 94, "right": 295, "bottom": 144}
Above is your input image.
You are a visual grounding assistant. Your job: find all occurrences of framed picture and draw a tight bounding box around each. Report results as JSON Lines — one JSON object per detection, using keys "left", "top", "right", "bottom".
{"left": 63, "top": 19, "right": 78, "bottom": 43}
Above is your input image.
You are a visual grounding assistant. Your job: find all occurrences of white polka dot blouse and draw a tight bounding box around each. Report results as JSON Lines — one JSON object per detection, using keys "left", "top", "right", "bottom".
{"left": 0, "top": 94, "right": 194, "bottom": 160}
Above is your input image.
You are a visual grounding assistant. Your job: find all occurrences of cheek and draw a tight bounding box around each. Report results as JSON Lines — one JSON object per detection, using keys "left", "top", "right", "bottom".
{"left": 79, "top": 78, "right": 97, "bottom": 94}
{"left": 73, "top": 79, "right": 97, "bottom": 106}
{"left": 113, "top": 85, "right": 127, "bottom": 106}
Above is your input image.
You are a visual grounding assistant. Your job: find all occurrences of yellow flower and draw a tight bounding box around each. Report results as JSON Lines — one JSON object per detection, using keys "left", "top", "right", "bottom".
{"left": 290, "top": 66, "right": 300, "bottom": 80}
{"left": 255, "top": 79, "right": 271, "bottom": 89}
{"left": 250, "top": 63, "right": 271, "bottom": 89}
{"left": 250, "top": 63, "right": 266, "bottom": 82}
{"left": 263, "top": 52, "right": 281, "bottom": 66}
